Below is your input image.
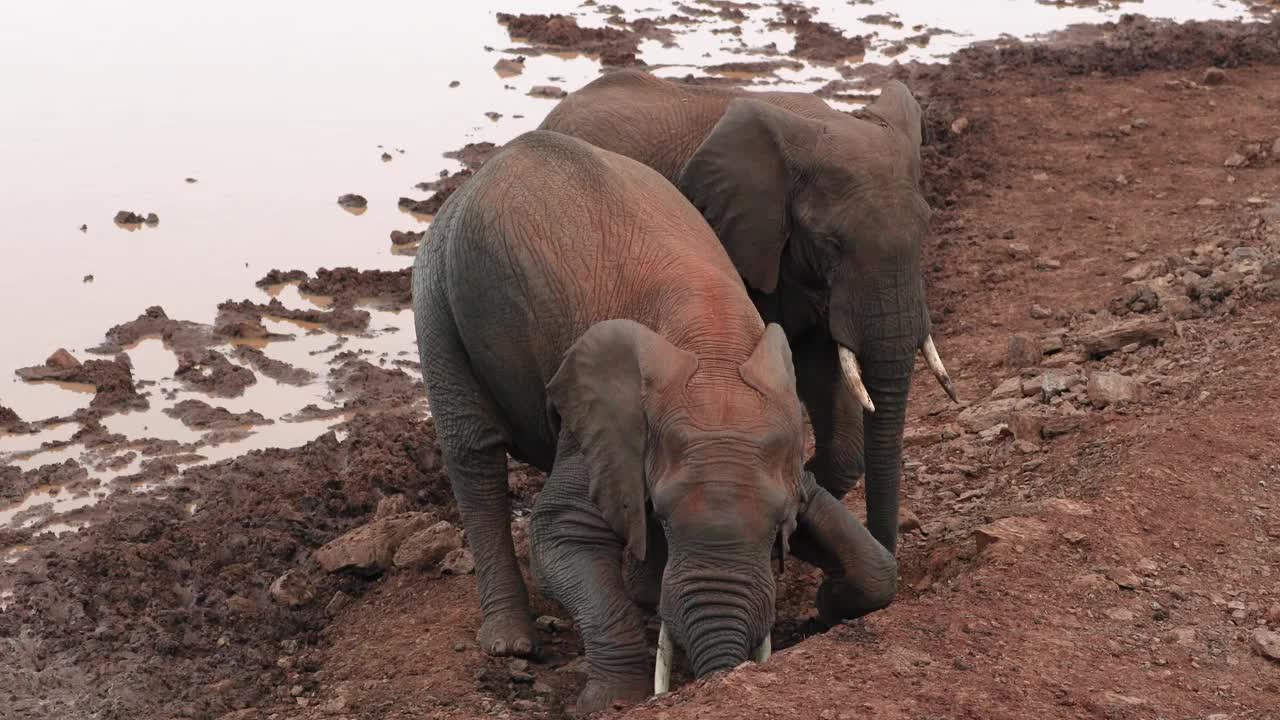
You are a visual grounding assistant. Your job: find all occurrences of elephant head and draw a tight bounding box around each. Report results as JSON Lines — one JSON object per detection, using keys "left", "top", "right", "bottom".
{"left": 675, "top": 81, "right": 956, "bottom": 552}
{"left": 548, "top": 319, "right": 883, "bottom": 682}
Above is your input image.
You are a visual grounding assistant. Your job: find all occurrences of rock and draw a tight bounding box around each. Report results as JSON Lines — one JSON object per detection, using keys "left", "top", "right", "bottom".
{"left": 389, "top": 230, "right": 425, "bottom": 246}
{"left": 1250, "top": 629, "right": 1280, "bottom": 662}
{"left": 376, "top": 494, "right": 412, "bottom": 518}
{"left": 1062, "top": 531, "right": 1087, "bottom": 545}
{"left": 493, "top": 57, "right": 525, "bottom": 76}
{"left": 1040, "top": 498, "right": 1093, "bottom": 516}
{"left": 1086, "top": 372, "right": 1143, "bottom": 408}
{"left": 1106, "top": 568, "right": 1142, "bottom": 590}
{"left": 973, "top": 517, "right": 1048, "bottom": 555}
{"left": 325, "top": 591, "right": 352, "bottom": 615}
{"left": 1012, "top": 440, "right": 1039, "bottom": 454}
{"left": 950, "top": 116, "right": 969, "bottom": 135}
{"left": 1106, "top": 608, "right": 1135, "bottom": 621}
{"left": 269, "top": 570, "right": 315, "bottom": 607}
{"left": 898, "top": 508, "right": 922, "bottom": 534}
{"left": 1006, "top": 334, "right": 1042, "bottom": 368}
{"left": 1007, "top": 242, "right": 1031, "bottom": 259}
{"left": 337, "top": 193, "right": 368, "bottom": 209}
{"left": 536, "top": 615, "right": 571, "bottom": 633}
{"left": 1079, "top": 317, "right": 1174, "bottom": 357}
{"left": 1122, "top": 260, "right": 1163, "bottom": 282}
{"left": 957, "top": 398, "right": 1021, "bottom": 433}
{"left": 441, "top": 547, "right": 475, "bottom": 575}
{"left": 1202, "top": 67, "right": 1227, "bottom": 85}
{"left": 1039, "top": 369, "right": 1084, "bottom": 402}
{"left": 1034, "top": 256, "right": 1061, "bottom": 270}
{"left": 988, "top": 377, "right": 1023, "bottom": 401}
{"left": 528, "top": 85, "right": 567, "bottom": 99}
{"left": 1168, "top": 627, "right": 1197, "bottom": 645}
{"left": 314, "top": 513, "right": 437, "bottom": 575}
{"left": 1223, "top": 152, "right": 1248, "bottom": 168}
{"left": 1009, "top": 410, "right": 1050, "bottom": 441}
{"left": 1266, "top": 603, "right": 1280, "bottom": 625}
{"left": 46, "top": 348, "right": 81, "bottom": 370}
{"left": 1029, "top": 304, "right": 1053, "bottom": 319}
{"left": 392, "top": 521, "right": 464, "bottom": 571}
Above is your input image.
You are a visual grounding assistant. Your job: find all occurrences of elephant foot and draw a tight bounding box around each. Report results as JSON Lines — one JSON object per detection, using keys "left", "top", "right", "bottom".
{"left": 478, "top": 609, "right": 537, "bottom": 657}
{"left": 573, "top": 677, "right": 650, "bottom": 717}
{"left": 816, "top": 575, "right": 895, "bottom": 626}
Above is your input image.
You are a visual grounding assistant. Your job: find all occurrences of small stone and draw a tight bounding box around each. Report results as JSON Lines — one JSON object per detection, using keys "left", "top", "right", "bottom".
{"left": 512, "top": 700, "right": 538, "bottom": 711}
{"left": 1106, "top": 608, "right": 1135, "bottom": 621}
{"left": 1006, "top": 334, "right": 1042, "bottom": 368}
{"left": 1087, "top": 372, "right": 1142, "bottom": 408}
{"left": 1250, "top": 628, "right": 1280, "bottom": 661}
{"left": 441, "top": 547, "right": 476, "bottom": 575}
{"left": 337, "top": 193, "right": 368, "bottom": 209}
{"left": 510, "top": 670, "right": 535, "bottom": 683}
{"left": 1202, "top": 67, "right": 1227, "bottom": 86}
{"left": 532, "top": 681, "right": 554, "bottom": 695}
{"left": 1040, "top": 370, "right": 1084, "bottom": 402}
{"left": 1122, "top": 260, "right": 1162, "bottom": 282}
{"left": 1079, "top": 317, "right": 1174, "bottom": 357}
{"left": 898, "top": 508, "right": 922, "bottom": 534}
{"left": 269, "top": 570, "right": 315, "bottom": 607}
{"left": 988, "top": 377, "right": 1023, "bottom": 401}
{"left": 1013, "top": 440, "right": 1040, "bottom": 454}
{"left": 1107, "top": 568, "right": 1142, "bottom": 590}
{"left": 1224, "top": 152, "right": 1248, "bottom": 169}
{"left": 1034, "top": 256, "right": 1061, "bottom": 270}
{"left": 957, "top": 398, "right": 1021, "bottom": 433}
{"left": 325, "top": 591, "right": 352, "bottom": 615}
{"left": 528, "top": 85, "right": 567, "bottom": 99}
{"left": 1135, "top": 558, "right": 1159, "bottom": 576}
{"left": 950, "top": 116, "right": 969, "bottom": 135}
{"left": 453, "top": 641, "right": 466, "bottom": 651}
{"left": 1029, "top": 304, "right": 1053, "bottom": 319}
{"left": 46, "top": 348, "right": 81, "bottom": 369}
{"left": 1007, "top": 242, "right": 1031, "bottom": 259}
{"left": 393, "top": 521, "right": 464, "bottom": 571}
{"left": 1168, "top": 627, "right": 1196, "bottom": 645}
{"left": 376, "top": 494, "right": 411, "bottom": 518}
{"left": 1265, "top": 603, "right": 1280, "bottom": 624}
{"left": 1062, "top": 531, "right": 1087, "bottom": 545}
{"left": 313, "top": 513, "right": 437, "bottom": 574}
{"left": 973, "top": 517, "right": 1049, "bottom": 554}
{"left": 536, "top": 615, "right": 571, "bottom": 633}
{"left": 509, "top": 658, "right": 530, "bottom": 673}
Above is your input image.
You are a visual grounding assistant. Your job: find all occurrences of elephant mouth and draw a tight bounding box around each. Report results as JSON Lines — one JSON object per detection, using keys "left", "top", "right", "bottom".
{"left": 652, "top": 622, "right": 771, "bottom": 694}
{"left": 836, "top": 337, "right": 958, "bottom": 404}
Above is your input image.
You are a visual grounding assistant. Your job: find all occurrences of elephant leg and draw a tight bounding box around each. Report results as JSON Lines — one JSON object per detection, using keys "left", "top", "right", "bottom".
{"left": 531, "top": 448, "right": 650, "bottom": 715}
{"left": 793, "top": 334, "right": 865, "bottom": 499}
{"left": 419, "top": 318, "right": 534, "bottom": 657}
{"left": 789, "top": 474, "right": 897, "bottom": 624}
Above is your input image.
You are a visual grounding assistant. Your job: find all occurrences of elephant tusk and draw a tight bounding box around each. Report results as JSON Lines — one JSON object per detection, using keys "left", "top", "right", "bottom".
{"left": 752, "top": 635, "right": 772, "bottom": 664}
{"left": 654, "top": 622, "right": 674, "bottom": 695}
{"left": 837, "top": 346, "right": 876, "bottom": 413}
{"left": 921, "top": 335, "right": 959, "bottom": 403}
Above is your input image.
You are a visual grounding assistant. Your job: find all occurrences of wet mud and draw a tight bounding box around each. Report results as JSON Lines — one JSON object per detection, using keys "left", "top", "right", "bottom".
{"left": 4, "top": 7, "right": 1280, "bottom": 720}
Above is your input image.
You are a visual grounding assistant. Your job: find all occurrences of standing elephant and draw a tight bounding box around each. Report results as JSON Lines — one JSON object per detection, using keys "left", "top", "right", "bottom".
{"left": 541, "top": 70, "right": 957, "bottom": 554}
{"left": 413, "top": 130, "right": 895, "bottom": 714}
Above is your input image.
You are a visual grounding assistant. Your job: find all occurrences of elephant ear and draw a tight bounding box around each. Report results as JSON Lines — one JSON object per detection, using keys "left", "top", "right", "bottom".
{"left": 738, "top": 323, "right": 798, "bottom": 399}
{"left": 865, "top": 80, "right": 924, "bottom": 153}
{"left": 677, "top": 99, "right": 820, "bottom": 294}
{"left": 547, "top": 319, "right": 698, "bottom": 563}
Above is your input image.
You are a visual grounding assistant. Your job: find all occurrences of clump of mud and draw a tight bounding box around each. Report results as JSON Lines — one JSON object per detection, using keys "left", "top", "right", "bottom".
{"left": 89, "top": 305, "right": 218, "bottom": 355}
{"left": 175, "top": 350, "right": 257, "bottom": 398}
{"left": 234, "top": 346, "right": 317, "bottom": 386}
{"left": 771, "top": 3, "right": 866, "bottom": 62}
{"left": 15, "top": 350, "right": 148, "bottom": 413}
{"left": 497, "top": 12, "right": 644, "bottom": 66}
{"left": 217, "top": 298, "right": 371, "bottom": 333}
{"left": 163, "top": 398, "right": 271, "bottom": 430}
{"left": 0, "top": 404, "right": 32, "bottom": 434}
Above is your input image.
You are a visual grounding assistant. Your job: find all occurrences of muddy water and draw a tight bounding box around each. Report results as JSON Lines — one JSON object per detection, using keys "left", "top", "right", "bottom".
{"left": 0, "top": 0, "right": 1267, "bottom": 531}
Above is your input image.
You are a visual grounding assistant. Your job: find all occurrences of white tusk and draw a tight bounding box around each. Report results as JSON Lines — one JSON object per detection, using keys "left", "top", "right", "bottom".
{"left": 654, "top": 622, "right": 674, "bottom": 695}
{"left": 921, "top": 335, "right": 959, "bottom": 403}
{"left": 752, "top": 635, "right": 772, "bottom": 664}
{"left": 837, "top": 346, "right": 876, "bottom": 413}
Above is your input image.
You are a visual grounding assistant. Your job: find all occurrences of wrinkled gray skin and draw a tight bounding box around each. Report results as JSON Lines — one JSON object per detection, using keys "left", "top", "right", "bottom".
{"left": 413, "top": 131, "right": 895, "bottom": 714}
{"left": 542, "top": 70, "right": 936, "bottom": 555}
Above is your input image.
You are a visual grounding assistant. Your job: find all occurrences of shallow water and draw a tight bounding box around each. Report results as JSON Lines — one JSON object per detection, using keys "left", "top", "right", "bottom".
{"left": 0, "top": 0, "right": 1269, "bottom": 529}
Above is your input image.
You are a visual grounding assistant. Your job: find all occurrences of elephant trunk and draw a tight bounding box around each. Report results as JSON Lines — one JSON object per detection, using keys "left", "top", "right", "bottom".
{"left": 861, "top": 357, "right": 912, "bottom": 554}
{"left": 657, "top": 564, "right": 774, "bottom": 682}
